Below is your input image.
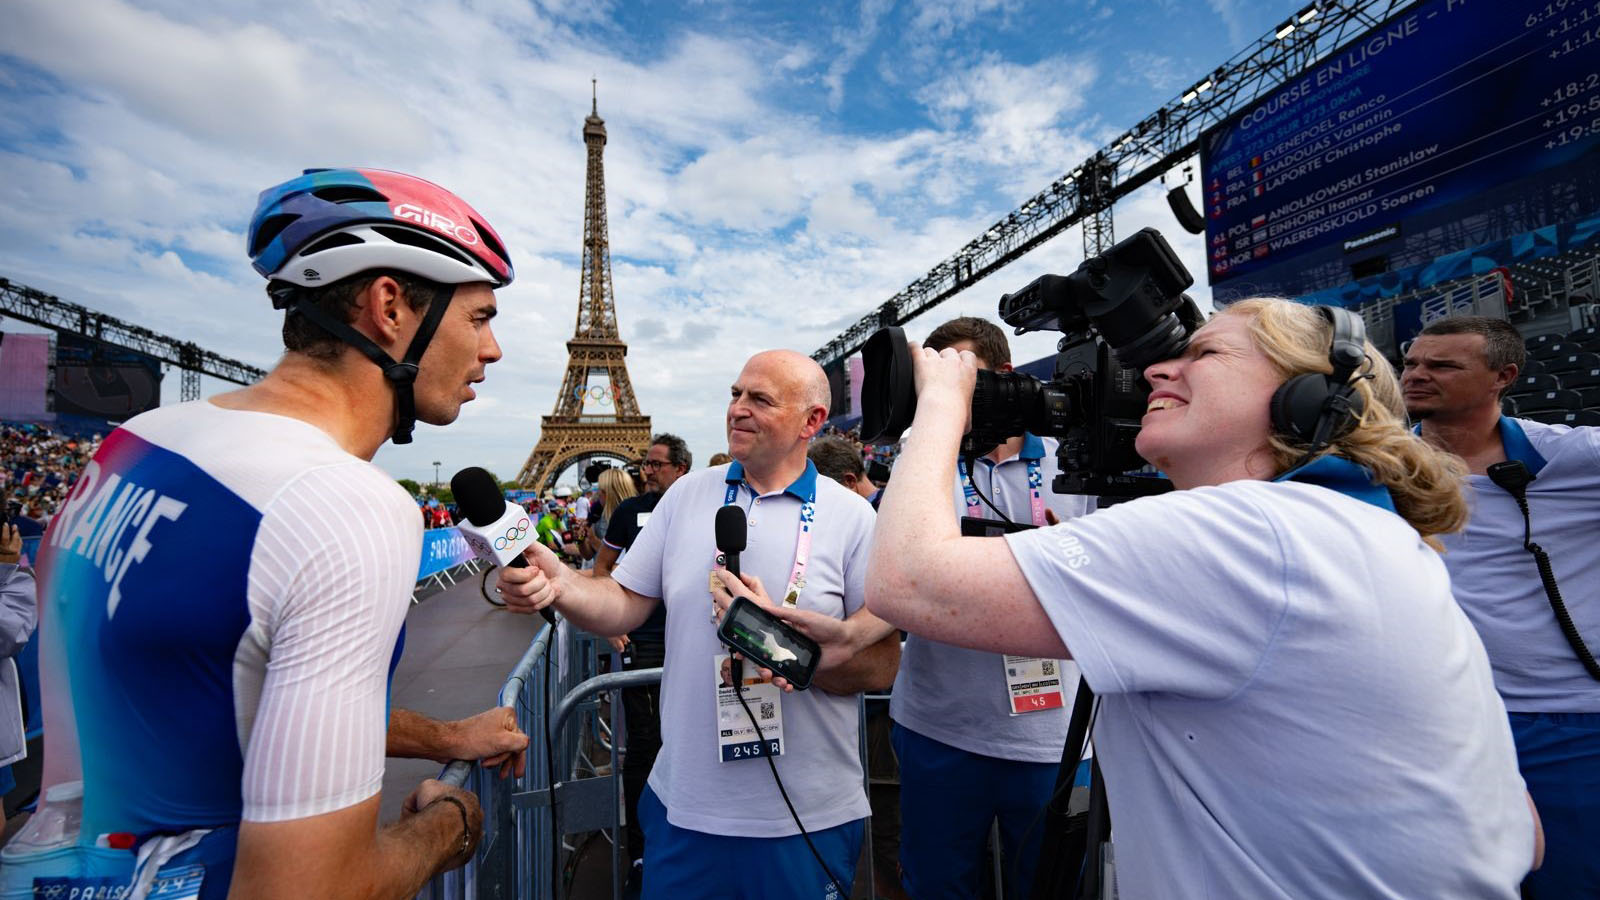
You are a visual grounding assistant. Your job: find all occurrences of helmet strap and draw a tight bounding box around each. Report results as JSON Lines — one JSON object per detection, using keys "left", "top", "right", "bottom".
{"left": 278, "top": 281, "right": 457, "bottom": 445}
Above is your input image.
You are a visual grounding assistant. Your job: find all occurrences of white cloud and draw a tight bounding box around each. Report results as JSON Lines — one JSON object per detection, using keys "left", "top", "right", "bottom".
{"left": 1, "top": 0, "right": 1228, "bottom": 486}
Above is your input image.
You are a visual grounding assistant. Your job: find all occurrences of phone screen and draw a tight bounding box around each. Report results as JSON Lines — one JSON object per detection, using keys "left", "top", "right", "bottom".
{"left": 720, "top": 597, "right": 821, "bottom": 689}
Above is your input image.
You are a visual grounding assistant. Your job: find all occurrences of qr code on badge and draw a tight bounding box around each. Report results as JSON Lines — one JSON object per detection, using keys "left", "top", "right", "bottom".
{"left": 759, "top": 701, "right": 776, "bottom": 720}
{"left": 1041, "top": 661, "right": 1056, "bottom": 676}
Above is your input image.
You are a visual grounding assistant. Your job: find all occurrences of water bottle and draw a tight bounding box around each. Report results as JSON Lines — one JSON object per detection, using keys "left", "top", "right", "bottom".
{"left": 3, "top": 780, "right": 82, "bottom": 853}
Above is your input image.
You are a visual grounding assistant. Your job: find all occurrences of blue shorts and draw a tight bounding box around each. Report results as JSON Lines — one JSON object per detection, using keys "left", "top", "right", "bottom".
{"left": 1510, "top": 711, "right": 1600, "bottom": 899}
{"left": 637, "top": 784, "right": 863, "bottom": 900}
{"left": 893, "top": 722, "right": 1077, "bottom": 900}
{"left": 0, "top": 765, "right": 14, "bottom": 798}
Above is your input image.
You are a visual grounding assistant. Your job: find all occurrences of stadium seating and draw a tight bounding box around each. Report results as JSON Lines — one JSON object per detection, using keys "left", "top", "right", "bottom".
{"left": 1509, "top": 390, "right": 1583, "bottom": 414}
{"left": 1501, "top": 395, "right": 1519, "bottom": 416}
{"left": 1512, "top": 374, "right": 1561, "bottom": 395}
{"left": 1547, "top": 352, "right": 1600, "bottom": 374}
{"left": 1567, "top": 325, "right": 1600, "bottom": 347}
{"left": 1560, "top": 368, "right": 1600, "bottom": 390}
{"left": 1528, "top": 340, "right": 1579, "bottom": 361}
{"left": 1526, "top": 409, "right": 1600, "bottom": 427}
{"left": 1578, "top": 386, "right": 1600, "bottom": 409}
{"left": 1520, "top": 358, "right": 1546, "bottom": 376}
{"left": 1526, "top": 334, "right": 1566, "bottom": 355}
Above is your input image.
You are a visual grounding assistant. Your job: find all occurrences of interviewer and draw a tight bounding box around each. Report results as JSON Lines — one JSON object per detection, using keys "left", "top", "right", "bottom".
{"left": 865, "top": 298, "right": 1541, "bottom": 898}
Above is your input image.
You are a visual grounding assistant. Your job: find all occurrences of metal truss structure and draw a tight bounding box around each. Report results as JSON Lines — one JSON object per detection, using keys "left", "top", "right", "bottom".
{"left": 517, "top": 89, "right": 653, "bottom": 490}
{"left": 0, "top": 276, "right": 266, "bottom": 401}
{"left": 812, "top": 0, "right": 1415, "bottom": 369}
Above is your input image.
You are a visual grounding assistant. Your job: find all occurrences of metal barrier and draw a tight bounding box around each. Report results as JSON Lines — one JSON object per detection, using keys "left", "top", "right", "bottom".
{"left": 413, "top": 557, "right": 488, "bottom": 604}
{"left": 416, "top": 620, "right": 657, "bottom": 900}
{"left": 419, "top": 628, "right": 900, "bottom": 900}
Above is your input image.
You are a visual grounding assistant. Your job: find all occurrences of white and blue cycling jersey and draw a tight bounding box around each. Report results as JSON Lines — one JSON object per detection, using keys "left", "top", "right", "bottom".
{"left": 17, "top": 401, "right": 421, "bottom": 898}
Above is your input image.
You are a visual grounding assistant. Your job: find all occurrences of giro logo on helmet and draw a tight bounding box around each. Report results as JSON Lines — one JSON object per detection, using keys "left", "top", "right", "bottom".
{"left": 302, "top": 268, "right": 321, "bottom": 281}
{"left": 492, "top": 517, "right": 532, "bottom": 551}
{"left": 395, "top": 203, "right": 480, "bottom": 246}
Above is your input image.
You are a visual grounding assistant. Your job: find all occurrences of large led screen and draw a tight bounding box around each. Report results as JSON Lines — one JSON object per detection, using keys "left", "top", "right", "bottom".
{"left": 1201, "top": 0, "right": 1600, "bottom": 300}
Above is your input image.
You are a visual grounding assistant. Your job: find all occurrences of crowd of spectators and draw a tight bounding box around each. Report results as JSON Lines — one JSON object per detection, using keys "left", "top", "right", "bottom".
{"left": 1, "top": 422, "right": 103, "bottom": 538}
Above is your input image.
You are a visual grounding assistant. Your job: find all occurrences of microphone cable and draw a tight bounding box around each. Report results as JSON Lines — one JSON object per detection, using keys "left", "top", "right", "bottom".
{"left": 962, "top": 451, "right": 1017, "bottom": 525}
{"left": 728, "top": 657, "right": 852, "bottom": 898}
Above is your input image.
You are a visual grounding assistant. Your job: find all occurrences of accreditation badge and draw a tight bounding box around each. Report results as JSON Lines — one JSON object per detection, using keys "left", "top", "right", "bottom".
{"left": 1003, "top": 655, "right": 1067, "bottom": 715}
{"left": 714, "top": 653, "right": 785, "bottom": 761}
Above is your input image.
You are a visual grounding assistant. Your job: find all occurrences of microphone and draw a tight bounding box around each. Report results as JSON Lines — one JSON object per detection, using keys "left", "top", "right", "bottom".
{"left": 715, "top": 505, "right": 746, "bottom": 578}
{"left": 451, "top": 466, "right": 555, "bottom": 625}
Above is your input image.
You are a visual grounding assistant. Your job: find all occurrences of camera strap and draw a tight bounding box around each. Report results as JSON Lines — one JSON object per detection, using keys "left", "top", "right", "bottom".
{"left": 721, "top": 477, "right": 815, "bottom": 608}
{"left": 957, "top": 455, "right": 1046, "bottom": 526}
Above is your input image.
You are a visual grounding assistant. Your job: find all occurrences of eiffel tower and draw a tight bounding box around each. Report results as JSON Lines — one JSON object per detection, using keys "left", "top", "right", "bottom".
{"left": 516, "top": 86, "right": 651, "bottom": 490}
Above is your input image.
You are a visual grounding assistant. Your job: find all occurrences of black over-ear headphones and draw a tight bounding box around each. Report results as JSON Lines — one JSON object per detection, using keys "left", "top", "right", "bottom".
{"left": 1269, "top": 305, "right": 1369, "bottom": 455}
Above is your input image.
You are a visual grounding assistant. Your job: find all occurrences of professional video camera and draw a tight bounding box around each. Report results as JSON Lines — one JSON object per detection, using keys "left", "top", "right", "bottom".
{"left": 860, "top": 227, "right": 1204, "bottom": 497}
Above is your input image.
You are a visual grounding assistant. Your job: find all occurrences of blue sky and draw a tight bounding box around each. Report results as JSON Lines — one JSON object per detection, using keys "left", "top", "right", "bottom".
{"left": 0, "top": 0, "right": 1300, "bottom": 484}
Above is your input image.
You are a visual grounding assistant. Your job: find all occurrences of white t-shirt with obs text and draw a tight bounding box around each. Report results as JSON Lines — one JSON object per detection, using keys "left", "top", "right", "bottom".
{"left": 1004, "top": 478, "right": 1530, "bottom": 900}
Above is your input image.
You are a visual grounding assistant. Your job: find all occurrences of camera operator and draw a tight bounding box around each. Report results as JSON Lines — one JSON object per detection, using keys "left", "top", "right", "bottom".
{"left": 887, "top": 316, "right": 1091, "bottom": 900}
{"left": 1404, "top": 315, "right": 1600, "bottom": 898}
{"left": 867, "top": 299, "right": 1540, "bottom": 898}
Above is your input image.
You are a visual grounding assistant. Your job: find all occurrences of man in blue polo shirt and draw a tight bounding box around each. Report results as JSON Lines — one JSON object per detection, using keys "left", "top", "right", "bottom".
{"left": 498, "top": 349, "right": 901, "bottom": 899}
{"left": 1405, "top": 315, "right": 1599, "bottom": 897}
{"left": 890, "top": 317, "right": 1092, "bottom": 900}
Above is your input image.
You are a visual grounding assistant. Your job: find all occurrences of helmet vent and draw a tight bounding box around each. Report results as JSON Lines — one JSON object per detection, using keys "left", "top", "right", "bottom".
{"left": 372, "top": 225, "right": 476, "bottom": 268}
{"left": 471, "top": 218, "right": 509, "bottom": 267}
{"left": 249, "top": 214, "right": 299, "bottom": 257}
{"left": 300, "top": 232, "right": 365, "bottom": 256}
{"left": 312, "top": 185, "right": 389, "bottom": 204}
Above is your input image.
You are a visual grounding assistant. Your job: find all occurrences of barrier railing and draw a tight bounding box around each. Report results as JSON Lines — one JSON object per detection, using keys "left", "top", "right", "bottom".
{"left": 416, "top": 620, "right": 640, "bottom": 900}
{"left": 419, "top": 629, "right": 899, "bottom": 900}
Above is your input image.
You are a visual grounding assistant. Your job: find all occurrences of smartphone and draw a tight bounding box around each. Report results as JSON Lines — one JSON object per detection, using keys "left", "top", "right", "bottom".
{"left": 717, "top": 596, "right": 822, "bottom": 691}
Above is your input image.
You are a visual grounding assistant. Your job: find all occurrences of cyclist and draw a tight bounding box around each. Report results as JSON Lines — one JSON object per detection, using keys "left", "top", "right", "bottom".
{"left": 14, "top": 169, "right": 528, "bottom": 900}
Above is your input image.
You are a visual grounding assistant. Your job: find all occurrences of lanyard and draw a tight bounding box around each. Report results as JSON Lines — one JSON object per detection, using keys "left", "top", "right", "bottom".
{"left": 958, "top": 456, "right": 1046, "bottom": 527}
{"left": 722, "top": 480, "right": 814, "bottom": 607}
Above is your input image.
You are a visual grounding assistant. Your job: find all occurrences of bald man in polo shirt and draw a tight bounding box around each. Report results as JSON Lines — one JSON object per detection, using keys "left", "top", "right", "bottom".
{"left": 499, "top": 350, "right": 899, "bottom": 899}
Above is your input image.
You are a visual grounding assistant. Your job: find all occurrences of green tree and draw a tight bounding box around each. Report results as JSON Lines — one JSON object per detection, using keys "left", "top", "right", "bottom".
{"left": 397, "top": 478, "right": 421, "bottom": 496}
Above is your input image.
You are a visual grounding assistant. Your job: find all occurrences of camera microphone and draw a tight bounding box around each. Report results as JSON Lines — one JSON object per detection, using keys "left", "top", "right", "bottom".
{"left": 452, "top": 466, "right": 555, "bottom": 625}
{"left": 715, "top": 505, "right": 746, "bottom": 577}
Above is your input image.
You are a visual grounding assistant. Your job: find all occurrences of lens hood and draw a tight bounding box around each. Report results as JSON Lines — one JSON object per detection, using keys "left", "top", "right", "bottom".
{"left": 860, "top": 326, "right": 916, "bottom": 443}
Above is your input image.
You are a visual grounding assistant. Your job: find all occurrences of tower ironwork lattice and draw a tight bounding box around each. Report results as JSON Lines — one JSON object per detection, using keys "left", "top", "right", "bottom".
{"left": 517, "top": 88, "right": 651, "bottom": 490}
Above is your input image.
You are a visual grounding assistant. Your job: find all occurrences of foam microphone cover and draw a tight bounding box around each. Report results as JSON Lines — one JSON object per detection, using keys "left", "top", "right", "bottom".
{"left": 715, "top": 505, "right": 747, "bottom": 553}
{"left": 715, "top": 505, "right": 746, "bottom": 579}
{"left": 452, "top": 466, "right": 506, "bottom": 527}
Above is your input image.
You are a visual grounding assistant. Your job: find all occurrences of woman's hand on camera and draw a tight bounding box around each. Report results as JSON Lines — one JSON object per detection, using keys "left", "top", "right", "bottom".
{"left": 908, "top": 341, "right": 979, "bottom": 413}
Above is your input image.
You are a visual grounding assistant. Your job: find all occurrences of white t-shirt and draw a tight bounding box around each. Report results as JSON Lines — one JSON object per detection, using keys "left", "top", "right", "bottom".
{"left": 1004, "top": 478, "right": 1530, "bottom": 899}
{"left": 1436, "top": 418, "right": 1600, "bottom": 712}
{"left": 612, "top": 461, "right": 875, "bottom": 838}
{"left": 892, "top": 435, "right": 1092, "bottom": 762}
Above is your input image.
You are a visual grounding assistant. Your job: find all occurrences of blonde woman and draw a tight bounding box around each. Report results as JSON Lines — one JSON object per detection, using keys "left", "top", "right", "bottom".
{"left": 866, "top": 298, "right": 1540, "bottom": 898}
{"left": 585, "top": 467, "right": 637, "bottom": 561}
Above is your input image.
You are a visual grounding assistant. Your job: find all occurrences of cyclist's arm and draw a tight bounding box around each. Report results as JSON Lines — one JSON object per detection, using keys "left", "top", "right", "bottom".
{"left": 231, "top": 788, "right": 472, "bottom": 900}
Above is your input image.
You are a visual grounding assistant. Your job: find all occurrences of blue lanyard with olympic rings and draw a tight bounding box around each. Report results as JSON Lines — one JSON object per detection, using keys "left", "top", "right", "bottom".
{"left": 957, "top": 456, "right": 1046, "bottom": 527}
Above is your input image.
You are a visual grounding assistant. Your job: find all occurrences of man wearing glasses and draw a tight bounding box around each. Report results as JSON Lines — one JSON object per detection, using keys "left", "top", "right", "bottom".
{"left": 595, "top": 433, "right": 690, "bottom": 895}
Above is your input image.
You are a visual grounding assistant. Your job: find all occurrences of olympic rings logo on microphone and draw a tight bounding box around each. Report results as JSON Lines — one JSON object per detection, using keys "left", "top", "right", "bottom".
{"left": 494, "top": 517, "right": 532, "bottom": 550}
